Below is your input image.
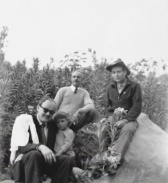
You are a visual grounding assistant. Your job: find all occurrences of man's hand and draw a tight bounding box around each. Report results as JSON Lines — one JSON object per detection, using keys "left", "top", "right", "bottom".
{"left": 71, "top": 108, "right": 85, "bottom": 124}
{"left": 38, "top": 145, "right": 56, "bottom": 164}
{"left": 114, "top": 119, "right": 128, "bottom": 129}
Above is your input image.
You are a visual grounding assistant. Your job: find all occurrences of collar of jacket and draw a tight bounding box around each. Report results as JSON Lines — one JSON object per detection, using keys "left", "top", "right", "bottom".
{"left": 111, "top": 78, "right": 131, "bottom": 88}
{"left": 33, "top": 115, "right": 51, "bottom": 128}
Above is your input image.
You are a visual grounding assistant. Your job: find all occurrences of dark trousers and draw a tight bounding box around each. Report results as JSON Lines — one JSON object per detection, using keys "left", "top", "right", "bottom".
{"left": 70, "top": 109, "right": 100, "bottom": 132}
{"left": 12, "top": 150, "right": 74, "bottom": 183}
{"left": 102, "top": 120, "right": 138, "bottom": 159}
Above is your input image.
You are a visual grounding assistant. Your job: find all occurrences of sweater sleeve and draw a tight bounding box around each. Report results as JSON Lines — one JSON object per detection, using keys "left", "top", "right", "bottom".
{"left": 54, "top": 88, "right": 64, "bottom": 110}
{"left": 58, "top": 129, "right": 75, "bottom": 154}
{"left": 125, "top": 83, "right": 142, "bottom": 121}
{"left": 81, "top": 90, "right": 94, "bottom": 112}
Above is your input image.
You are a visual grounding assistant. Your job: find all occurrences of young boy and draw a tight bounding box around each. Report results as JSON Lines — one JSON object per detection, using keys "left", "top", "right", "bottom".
{"left": 53, "top": 111, "right": 75, "bottom": 157}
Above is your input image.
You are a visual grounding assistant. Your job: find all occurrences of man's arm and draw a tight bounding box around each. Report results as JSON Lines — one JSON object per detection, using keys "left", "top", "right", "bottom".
{"left": 18, "top": 143, "right": 39, "bottom": 154}
{"left": 106, "top": 87, "right": 115, "bottom": 118}
{"left": 54, "top": 88, "right": 64, "bottom": 110}
{"left": 10, "top": 114, "right": 40, "bottom": 154}
{"left": 107, "top": 89, "right": 114, "bottom": 113}
{"left": 125, "top": 83, "right": 142, "bottom": 121}
{"left": 81, "top": 90, "right": 94, "bottom": 113}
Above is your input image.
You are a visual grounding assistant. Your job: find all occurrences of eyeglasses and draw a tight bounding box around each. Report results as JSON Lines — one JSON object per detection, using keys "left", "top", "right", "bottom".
{"left": 40, "top": 105, "right": 55, "bottom": 115}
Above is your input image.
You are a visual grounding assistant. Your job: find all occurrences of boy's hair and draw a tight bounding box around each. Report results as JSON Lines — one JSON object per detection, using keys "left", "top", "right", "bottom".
{"left": 53, "top": 111, "right": 70, "bottom": 122}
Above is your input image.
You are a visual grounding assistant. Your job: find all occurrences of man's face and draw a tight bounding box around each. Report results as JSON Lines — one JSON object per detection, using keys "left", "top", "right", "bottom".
{"left": 111, "top": 66, "right": 127, "bottom": 83}
{"left": 56, "top": 118, "right": 69, "bottom": 130}
{"left": 71, "top": 71, "right": 82, "bottom": 87}
{"left": 37, "top": 100, "right": 56, "bottom": 123}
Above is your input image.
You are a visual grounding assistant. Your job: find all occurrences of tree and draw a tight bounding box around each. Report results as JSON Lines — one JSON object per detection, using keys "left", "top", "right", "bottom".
{"left": 0, "top": 27, "right": 8, "bottom": 63}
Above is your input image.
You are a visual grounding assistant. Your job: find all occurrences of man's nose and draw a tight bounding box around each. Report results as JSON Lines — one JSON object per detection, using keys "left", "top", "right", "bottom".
{"left": 115, "top": 73, "right": 119, "bottom": 77}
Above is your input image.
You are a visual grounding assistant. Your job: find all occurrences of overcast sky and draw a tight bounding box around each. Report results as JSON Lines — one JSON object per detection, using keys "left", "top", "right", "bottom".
{"left": 0, "top": 0, "right": 168, "bottom": 68}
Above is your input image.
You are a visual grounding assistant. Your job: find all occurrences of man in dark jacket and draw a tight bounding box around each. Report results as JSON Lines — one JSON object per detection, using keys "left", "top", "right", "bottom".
{"left": 103, "top": 59, "right": 142, "bottom": 168}
{"left": 10, "top": 96, "right": 73, "bottom": 183}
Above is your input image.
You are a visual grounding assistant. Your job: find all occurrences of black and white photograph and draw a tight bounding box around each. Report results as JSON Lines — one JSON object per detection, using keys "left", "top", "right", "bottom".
{"left": 0, "top": 0, "right": 168, "bottom": 183}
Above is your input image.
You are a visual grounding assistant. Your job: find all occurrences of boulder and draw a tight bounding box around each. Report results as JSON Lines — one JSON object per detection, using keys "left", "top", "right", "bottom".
{"left": 2, "top": 114, "right": 168, "bottom": 183}
{"left": 93, "top": 113, "right": 168, "bottom": 183}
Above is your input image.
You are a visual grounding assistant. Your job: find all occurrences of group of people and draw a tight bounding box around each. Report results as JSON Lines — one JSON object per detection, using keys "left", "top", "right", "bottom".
{"left": 10, "top": 59, "right": 142, "bottom": 183}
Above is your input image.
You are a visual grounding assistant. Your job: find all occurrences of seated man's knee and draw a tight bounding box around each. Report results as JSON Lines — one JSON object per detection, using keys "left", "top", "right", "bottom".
{"left": 25, "top": 150, "right": 44, "bottom": 162}
{"left": 56, "top": 155, "right": 74, "bottom": 167}
{"left": 122, "top": 122, "right": 138, "bottom": 133}
{"left": 87, "top": 109, "right": 99, "bottom": 119}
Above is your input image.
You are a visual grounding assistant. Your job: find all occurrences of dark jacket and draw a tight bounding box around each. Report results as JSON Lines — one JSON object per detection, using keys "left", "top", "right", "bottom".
{"left": 107, "top": 79, "right": 142, "bottom": 121}
{"left": 17, "top": 115, "right": 57, "bottom": 156}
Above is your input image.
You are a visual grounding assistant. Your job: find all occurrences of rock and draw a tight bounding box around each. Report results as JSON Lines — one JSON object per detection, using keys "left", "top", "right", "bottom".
{"left": 2, "top": 114, "right": 168, "bottom": 183}
{"left": 93, "top": 113, "right": 168, "bottom": 183}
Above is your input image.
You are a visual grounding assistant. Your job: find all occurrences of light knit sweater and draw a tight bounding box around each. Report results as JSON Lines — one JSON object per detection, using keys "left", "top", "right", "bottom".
{"left": 54, "top": 127, "right": 75, "bottom": 156}
{"left": 54, "top": 86, "right": 94, "bottom": 116}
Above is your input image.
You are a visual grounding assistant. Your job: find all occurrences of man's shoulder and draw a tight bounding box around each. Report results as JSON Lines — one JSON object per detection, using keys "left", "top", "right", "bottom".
{"left": 15, "top": 113, "right": 33, "bottom": 123}
{"left": 57, "top": 86, "right": 71, "bottom": 95}
{"left": 128, "top": 79, "right": 141, "bottom": 88}
{"left": 79, "top": 88, "right": 90, "bottom": 94}
{"left": 13, "top": 114, "right": 35, "bottom": 133}
{"left": 107, "top": 83, "right": 113, "bottom": 91}
{"left": 64, "top": 127, "right": 75, "bottom": 136}
{"left": 58, "top": 86, "right": 71, "bottom": 91}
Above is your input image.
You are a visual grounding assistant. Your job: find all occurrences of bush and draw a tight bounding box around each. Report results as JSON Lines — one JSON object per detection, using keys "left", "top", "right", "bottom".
{"left": 0, "top": 54, "right": 167, "bottom": 175}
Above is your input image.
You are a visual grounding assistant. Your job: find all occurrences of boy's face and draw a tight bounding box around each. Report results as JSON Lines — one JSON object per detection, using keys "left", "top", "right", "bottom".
{"left": 57, "top": 118, "right": 69, "bottom": 130}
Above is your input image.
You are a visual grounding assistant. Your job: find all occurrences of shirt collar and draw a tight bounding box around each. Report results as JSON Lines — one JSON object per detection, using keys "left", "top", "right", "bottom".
{"left": 111, "top": 78, "right": 131, "bottom": 87}
{"left": 36, "top": 114, "right": 47, "bottom": 127}
{"left": 70, "top": 85, "right": 80, "bottom": 92}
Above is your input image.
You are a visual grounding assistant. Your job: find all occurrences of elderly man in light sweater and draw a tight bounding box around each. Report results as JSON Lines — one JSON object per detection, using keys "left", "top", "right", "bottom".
{"left": 54, "top": 70, "right": 99, "bottom": 132}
